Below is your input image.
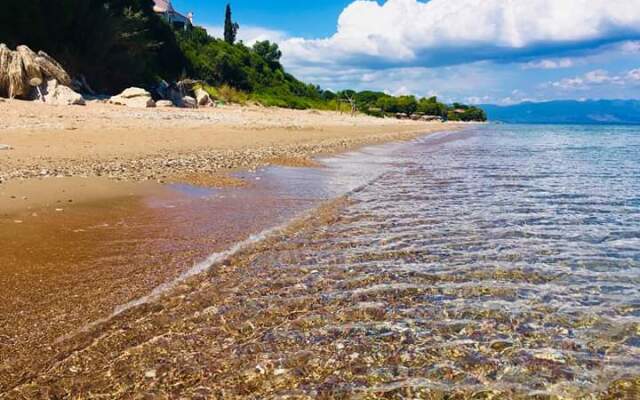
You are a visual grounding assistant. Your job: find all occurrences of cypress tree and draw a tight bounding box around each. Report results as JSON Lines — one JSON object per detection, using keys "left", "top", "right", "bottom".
{"left": 224, "top": 4, "right": 239, "bottom": 44}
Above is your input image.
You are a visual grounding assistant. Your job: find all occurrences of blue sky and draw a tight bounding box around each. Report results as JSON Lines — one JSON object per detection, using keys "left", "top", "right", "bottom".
{"left": 172, "top": 0, "right": 640, "bottom": 105}
{"left": 172, "top": 0, "right": 351, "bottom": 37}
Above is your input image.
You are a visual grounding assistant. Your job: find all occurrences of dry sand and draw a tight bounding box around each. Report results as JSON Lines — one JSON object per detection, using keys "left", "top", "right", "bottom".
{"left": 0, "top": 99, "right": 462, "bottom": 214}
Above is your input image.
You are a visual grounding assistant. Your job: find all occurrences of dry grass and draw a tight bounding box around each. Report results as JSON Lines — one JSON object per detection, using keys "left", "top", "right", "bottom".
{"left": 217, "top": 84, "right": 248, "bottom": 104}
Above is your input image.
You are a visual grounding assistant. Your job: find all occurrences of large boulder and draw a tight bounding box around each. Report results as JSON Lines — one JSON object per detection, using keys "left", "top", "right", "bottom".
{"left": 194, "top": 87, "right": 212, "bottom": 107}
{"left": 109, "top": 87, "right": 155, "bottom": 108}
{"left": 35, "top": 79, "right": 85, "bottom": 106}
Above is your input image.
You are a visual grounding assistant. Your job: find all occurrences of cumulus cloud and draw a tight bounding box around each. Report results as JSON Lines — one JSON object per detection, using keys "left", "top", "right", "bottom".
{"left": 280, "top": 0, "right": 640, "bottom": 69}
{"left": 549, "top": 68, "right": 636, "bottom": 90}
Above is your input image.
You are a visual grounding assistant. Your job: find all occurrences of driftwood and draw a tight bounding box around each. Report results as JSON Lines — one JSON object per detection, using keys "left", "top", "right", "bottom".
{"left": 35, "top": 50, "right": 71, "bottom": 86}
{"left": 16, "top": 45, "right": 43, "bottom": 87}
{"left": 7, "top": 49, "right": 26, "bottom": 98}
{"left": 0, "top": 44, "right": 11, "bottom": 97}
{"left": 0, "top": 44, "right": 73, "bottom": 99}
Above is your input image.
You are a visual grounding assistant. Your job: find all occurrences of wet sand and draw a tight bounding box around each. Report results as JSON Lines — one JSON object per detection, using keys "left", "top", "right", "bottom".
{"left": 0, "top": 171, "right": 326, "bottom": 394}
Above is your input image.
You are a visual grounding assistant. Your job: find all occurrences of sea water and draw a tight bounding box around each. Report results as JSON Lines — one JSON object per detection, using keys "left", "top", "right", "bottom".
{"left": 239, "top": 124, "right": 640, "bottom": 396}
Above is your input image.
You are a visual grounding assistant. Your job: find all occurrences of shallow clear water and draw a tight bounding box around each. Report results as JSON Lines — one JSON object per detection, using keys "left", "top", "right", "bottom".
{"left": 10, "top": 125, "right": 639, "bottom": 397}
{"left": 242, "top": 125, "right": 640, "bottom": 396}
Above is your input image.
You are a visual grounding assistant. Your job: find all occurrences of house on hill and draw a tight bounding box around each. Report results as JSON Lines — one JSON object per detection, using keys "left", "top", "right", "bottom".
{"left": 153, "top": 0, "right": 193, "bottom": 30}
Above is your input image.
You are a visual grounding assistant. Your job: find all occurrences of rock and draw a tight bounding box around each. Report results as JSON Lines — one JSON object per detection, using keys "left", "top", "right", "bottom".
{"left": 119, "top": 87, "right": 151, "bottom": 99}
{"left": 0, "top": 144, "right": 11, "bottom": 150}
{"left": 144, "top": 369, "right": 157, "bottom": 379}
{"left": 109, "top": 87, "right": 155, "bottom": 108}
{"left": 533, "top": 349, "right": 566, "bottom": 364}
{"left": 194, "top": 87, "right": 212, "bottom": 107}
{"left": 181, "top": 96, "right": 197, "bottom": 109}
{"left": 156, "top": 100, "right": 174, "bottom": 108}
{"left": 36, "top": 79, "right": 85, "bottom": 106}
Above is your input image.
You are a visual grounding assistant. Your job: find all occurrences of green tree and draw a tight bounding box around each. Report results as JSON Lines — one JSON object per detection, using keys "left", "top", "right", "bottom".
{"left": 224, "top": 4, "right": 239, "bottom": 44}
{"left": 252, "top": 41, "right": 282, "bottom": 69}
{"left": 417, "top": 97, "right": 447, "bottom": 117}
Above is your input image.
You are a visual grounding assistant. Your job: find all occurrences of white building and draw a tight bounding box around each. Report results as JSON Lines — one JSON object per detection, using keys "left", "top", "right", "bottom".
{"left": 153, "top": 0, "right": 193, "bottom": 30}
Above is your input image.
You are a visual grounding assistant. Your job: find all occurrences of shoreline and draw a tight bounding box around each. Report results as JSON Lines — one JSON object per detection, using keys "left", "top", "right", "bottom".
{"left": 5, "top": 126, "right": 636, "bottom": 398}
{"left": 0, "top": 100, "right": 465, "bottom": 216}
{"left": 0, "top": 99, "right": 465, "bottom": 182}
{"left": 0, "top": 102, "right": 467, "bottom": 393}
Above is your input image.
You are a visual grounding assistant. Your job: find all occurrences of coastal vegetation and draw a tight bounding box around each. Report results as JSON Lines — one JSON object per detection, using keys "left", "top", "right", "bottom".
{"left": 0, "top": 0, "right": 486, "bottom": 121}
{"left": 0, "top": 0, "right": 185, "bottom": 93}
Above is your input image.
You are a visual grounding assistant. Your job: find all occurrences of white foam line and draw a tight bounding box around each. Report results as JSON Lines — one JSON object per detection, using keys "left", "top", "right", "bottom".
{"left": 55, "top": 219, "right": 295, "bottom": 344}
{"left": 114, "top": 223, "right": 286, "bottom": 315}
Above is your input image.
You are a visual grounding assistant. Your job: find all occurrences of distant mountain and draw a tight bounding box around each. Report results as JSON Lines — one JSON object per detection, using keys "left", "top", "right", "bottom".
{"left": 479, "top": 100, "right": 640, "bottom": 125}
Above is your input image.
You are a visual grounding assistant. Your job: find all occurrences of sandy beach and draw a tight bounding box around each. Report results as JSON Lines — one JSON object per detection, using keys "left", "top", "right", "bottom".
{"left": 0, "top": 100, "right": 464, "bottom": 396}
{"left": 0, "top": 100, "right": 462, "bottom": 215}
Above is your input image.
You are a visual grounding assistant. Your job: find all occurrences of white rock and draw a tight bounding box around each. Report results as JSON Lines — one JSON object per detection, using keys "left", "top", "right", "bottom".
{"left": 156, "top": 100, "right": 174, "bottom": 107}
{"left": 194, "top": 87, "right": 212, "bottom": 106}
{"left": 37, "top": 79, "right": 85, "bottom": 106}
{"left": 118, "top": 87, "right": 151, "bottom": 99}
{"left": 109, "top": 87, "right": 155, "bottom": 108}
{"left": 181, "top": 96, "right": 197, "bottom": 109}
{"left": 144, "top": 369, "right": 157, "bottom": 379}
{"left": 0, "top": 144, "right": 11, "bottom": 150}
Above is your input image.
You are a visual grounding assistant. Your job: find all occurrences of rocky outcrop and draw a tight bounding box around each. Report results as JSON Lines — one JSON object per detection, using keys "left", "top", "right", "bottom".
{"left": 34, "top": 79, "right": 85, "bottom": 106}
{"left": 109, "top": 87, "right": 155, "bottom": 108}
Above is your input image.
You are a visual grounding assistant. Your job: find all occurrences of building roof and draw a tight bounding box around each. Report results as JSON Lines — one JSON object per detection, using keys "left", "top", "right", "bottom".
{"left": 153, "top": 0, "right": 175, "bottom": 13}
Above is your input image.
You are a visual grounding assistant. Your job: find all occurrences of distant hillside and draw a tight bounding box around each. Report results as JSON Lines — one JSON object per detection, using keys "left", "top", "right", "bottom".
{"left": 480, "top": 100, "right": 640, "bottom": 125}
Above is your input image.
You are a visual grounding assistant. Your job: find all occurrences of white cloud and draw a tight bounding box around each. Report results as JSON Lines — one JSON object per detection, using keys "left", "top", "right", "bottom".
{"left": 584, "top": 69, "right": 623, "bottom": 85}
{"left": 627, "top": 69, "right": 640, "bottom": 81}
{"left": 551, "top": 77, "right": 587, "bottom": 90}
{"left": 465, "top": 95, "right": 492, "bottom": 105}
{"left": 204, "top": 25, "right": 288, "bottom": 45}
{"left": 389, "top": 86, "right": 414, "bottom": 96}
{"left": 523, "top": 58, "right": 574, "bottom": 70}
{"left": 280, "top": 0, "right": 640, "bottom": 68}
{"left": 549, "top": 68, "right": 636, "bottom": 90}
{"left": 618, "top": 41, "right": 640, "bottom": 53}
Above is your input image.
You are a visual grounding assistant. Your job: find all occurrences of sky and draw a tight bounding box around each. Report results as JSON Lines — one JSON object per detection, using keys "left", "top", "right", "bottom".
{"left": 172, "top": 0, "right": 640, "bottom": 105}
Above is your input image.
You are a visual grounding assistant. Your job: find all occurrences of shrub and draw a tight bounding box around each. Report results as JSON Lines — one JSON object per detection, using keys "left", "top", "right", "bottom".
{"left": 218, "top": 84, "right": 248, "bottom": 104}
